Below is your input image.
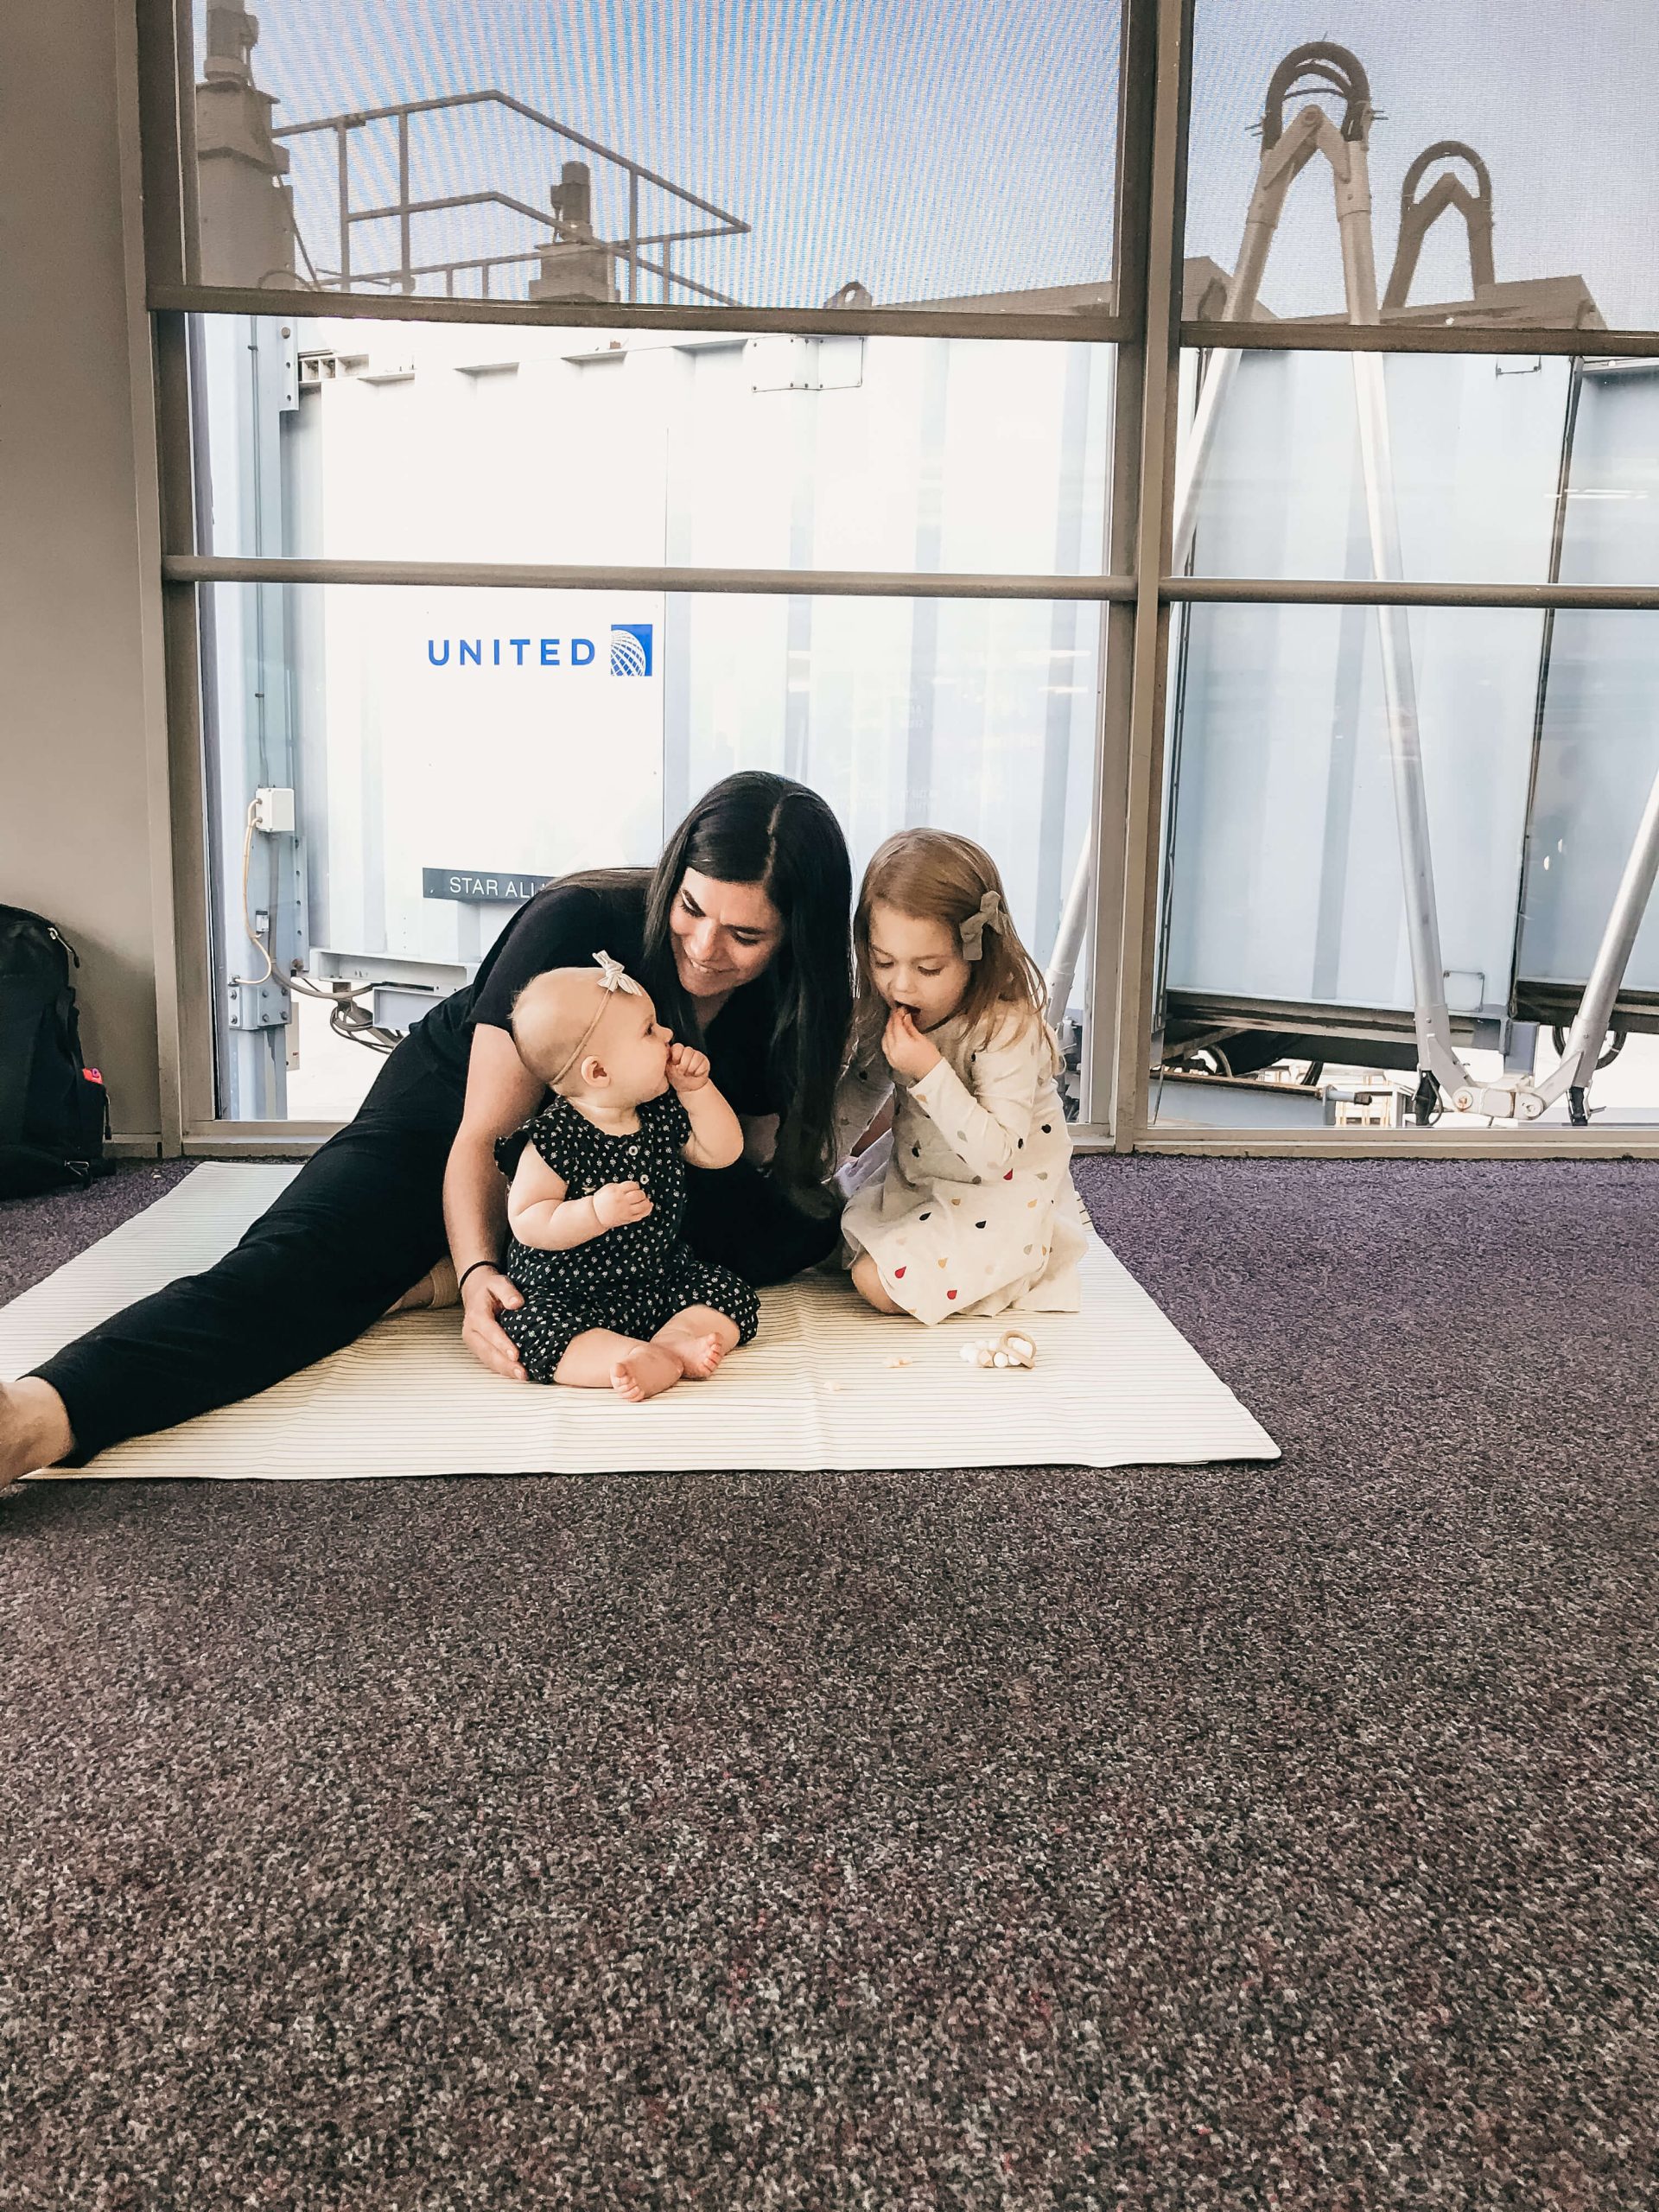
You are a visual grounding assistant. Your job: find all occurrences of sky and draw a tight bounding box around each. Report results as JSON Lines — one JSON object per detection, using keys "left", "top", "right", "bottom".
{"left": 1185, "top": 0, "right": 1659, "bottom": 327}
{"left": 202, "top": 0, "right": 1659, "bottom": 326}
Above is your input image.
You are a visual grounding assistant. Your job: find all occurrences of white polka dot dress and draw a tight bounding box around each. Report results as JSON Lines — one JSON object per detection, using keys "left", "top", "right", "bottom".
{"left": 838, "top": 1007, "right": 1087, "bottom": 1325}
{"left": 494, "top": 1091, "right": 760, "bottom": 1382}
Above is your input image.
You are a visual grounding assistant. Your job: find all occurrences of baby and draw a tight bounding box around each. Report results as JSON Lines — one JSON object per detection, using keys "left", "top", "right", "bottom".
{"left": 493, "top": 951, "right": 760, "bottom": 1401}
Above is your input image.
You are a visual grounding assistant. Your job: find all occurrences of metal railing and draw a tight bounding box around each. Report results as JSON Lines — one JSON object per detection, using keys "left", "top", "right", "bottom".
{"left": 274, "top": 89, "right": 749, "bottom": 306}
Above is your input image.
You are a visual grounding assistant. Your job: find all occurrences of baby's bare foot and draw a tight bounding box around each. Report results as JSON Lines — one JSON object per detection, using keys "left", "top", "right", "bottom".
{"left": 668, "top": 1332, "right": 728, "bottom": 1381}
{"left": 610, "top": 1345, "right": 682, "bottom": 1402}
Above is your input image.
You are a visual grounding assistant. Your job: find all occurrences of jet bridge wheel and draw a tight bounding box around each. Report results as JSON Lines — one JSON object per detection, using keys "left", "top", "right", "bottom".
{"left": 1162, "top": 1043, "right": 1233, "bottom": 1078}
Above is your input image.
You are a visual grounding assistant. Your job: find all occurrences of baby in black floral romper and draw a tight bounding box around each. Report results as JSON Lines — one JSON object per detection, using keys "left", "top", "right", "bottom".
{"left": 493, "top": 952, "right": 760, "bottom": 1401}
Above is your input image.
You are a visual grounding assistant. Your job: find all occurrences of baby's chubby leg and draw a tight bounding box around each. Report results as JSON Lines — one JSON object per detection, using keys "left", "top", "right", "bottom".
{"left": 554, "top": 1329, "right": 682, "bottom": 1402}
{"left": 500, "top": 1289, "right": 677, "bottom": 1400}
{"left": 651, "top": 1305, "right": 741, "bottom": 1381}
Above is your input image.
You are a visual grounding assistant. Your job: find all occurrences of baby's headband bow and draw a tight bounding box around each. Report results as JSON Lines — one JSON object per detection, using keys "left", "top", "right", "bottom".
{"left": 959, "top": 891, "right": 1004, "bottom": 963}
{"left": 592, "top": 949, "right": 643, "bottom": 998}
{"left": 549, "top": 950, "right": 645, "bottom": 1086}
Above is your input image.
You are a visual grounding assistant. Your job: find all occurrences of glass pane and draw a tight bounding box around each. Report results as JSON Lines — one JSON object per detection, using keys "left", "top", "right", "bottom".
{"left": 1186, "top": 7, "right": 1659, "bottom": 332}
{"left": 1177, "top": 350, "right": 1659, "bottom": 583}
{"left": 181, "top": 0, "right": 1121, "bottom": 315}
{"left": 200, "top": 584, "right": 1102, "bottom": 1122}
{"left": 1149, "top": 605, "right": 1659, "bottom": 1131}
{"left": 195, "top": 314, "right": 1112, "bottom": 575}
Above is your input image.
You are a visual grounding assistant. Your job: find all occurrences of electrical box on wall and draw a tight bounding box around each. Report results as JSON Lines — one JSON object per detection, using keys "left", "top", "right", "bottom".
{"left": 252, "top": 785, "right": 296, "bottom": 834}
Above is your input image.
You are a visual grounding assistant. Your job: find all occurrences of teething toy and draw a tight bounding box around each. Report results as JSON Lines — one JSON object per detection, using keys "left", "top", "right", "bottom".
{"left": 958, "top": 1328, "right": 1037, "bottom": 1370}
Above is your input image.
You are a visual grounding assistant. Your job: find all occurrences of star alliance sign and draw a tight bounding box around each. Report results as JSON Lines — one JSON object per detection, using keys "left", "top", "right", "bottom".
{"left": 424, "top": 622, "right": 654, "bottom": 676}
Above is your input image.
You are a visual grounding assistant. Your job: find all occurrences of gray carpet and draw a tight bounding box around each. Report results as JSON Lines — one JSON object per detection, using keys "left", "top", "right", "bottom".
{"left": 0, "top": 1158, "right": 197, "bottom": 1306}
{"left": 1, "top": 1156, "right": 1655, "bottom": 2209}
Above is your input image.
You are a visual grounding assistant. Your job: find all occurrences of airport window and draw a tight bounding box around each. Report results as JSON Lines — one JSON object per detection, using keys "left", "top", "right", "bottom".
{"left": 1151, "top": 605, "right": 1659, "bottom": 1133}
{"left": 1174, "top": 351, "right": 1659, "bottom": 587}
{"left": 199, "top": 584, "right": 1102, "bottom": 1122}
{"left": 1146, "top": 1, "right": 1659, "bottom": 1142}
{"left": 1185, "top": 3, "right": 1659, "bottom": 333}
{"left": 172, "top": 0, "right": 1122, "bottom": 316}
{"left": 197, "top": 316, "right": 1113, "bottom": 575}
{"left": 146, "top": 1, "right": 1659, "bottom": 1154}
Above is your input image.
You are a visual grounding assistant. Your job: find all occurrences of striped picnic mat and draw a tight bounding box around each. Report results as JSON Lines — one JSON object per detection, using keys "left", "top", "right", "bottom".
{"left": 3, "top": 1166, "right": 1278, "bottom": 1478}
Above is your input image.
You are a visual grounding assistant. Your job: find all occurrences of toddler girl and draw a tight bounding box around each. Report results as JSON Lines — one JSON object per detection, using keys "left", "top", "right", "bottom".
{"left": 492, "top": 951, "right": 760, "bottom": 1400}
{"left": 839, "top": 831, "right": 1087, "bottom": 1325}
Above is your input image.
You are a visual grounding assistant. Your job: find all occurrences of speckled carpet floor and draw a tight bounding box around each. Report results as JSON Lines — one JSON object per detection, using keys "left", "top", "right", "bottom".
{"left": 1, "top": 1157, "right": 1655, "bottom": 2210}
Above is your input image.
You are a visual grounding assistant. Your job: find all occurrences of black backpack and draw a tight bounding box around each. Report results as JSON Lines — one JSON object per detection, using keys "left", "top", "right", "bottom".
{"left": 0, "top": 905, "right": 112, "bottom": 1198}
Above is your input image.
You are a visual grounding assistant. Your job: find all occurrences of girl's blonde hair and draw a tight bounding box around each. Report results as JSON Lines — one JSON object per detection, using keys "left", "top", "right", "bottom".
{"left": 853, "top": 829, "right": 1058, "bottom": 1071}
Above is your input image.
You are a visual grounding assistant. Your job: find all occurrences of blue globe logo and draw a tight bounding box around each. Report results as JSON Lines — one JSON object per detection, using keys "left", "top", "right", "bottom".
{"left": 610, "top": 622, "right": 653, "bottom": 677}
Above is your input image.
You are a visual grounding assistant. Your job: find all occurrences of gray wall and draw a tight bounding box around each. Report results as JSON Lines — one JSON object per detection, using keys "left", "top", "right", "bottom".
{"left": 0, "top": 0, "right": 171, "bottom": 1147}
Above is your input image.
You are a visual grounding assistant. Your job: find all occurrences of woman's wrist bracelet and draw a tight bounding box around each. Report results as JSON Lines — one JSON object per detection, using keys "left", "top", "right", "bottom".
{"left": 457, "top": 1258, "right": 498, "bottom": 1294}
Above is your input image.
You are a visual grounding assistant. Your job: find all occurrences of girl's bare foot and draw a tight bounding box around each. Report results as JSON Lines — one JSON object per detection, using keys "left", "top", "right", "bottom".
{"left": 609, "top": 1344, "right": 683, "bottom": 1402}
{"left": 850, "top": 1252, "right": 904, "bottom": 1313}
{"left": 0, "top": 1377, "right": 75, "bottom": 1486}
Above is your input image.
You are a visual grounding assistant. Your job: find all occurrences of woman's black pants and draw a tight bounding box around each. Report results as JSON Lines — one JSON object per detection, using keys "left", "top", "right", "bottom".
{"left": 31, "top": 1043, "right": 839, "bottom": 1465}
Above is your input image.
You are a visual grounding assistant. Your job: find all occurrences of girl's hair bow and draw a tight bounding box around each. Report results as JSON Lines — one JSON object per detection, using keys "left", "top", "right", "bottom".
{"left": 958, "top": 892, "right": 1004, "bottom": 963}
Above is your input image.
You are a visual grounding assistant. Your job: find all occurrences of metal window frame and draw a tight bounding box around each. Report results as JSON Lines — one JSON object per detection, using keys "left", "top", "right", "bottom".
{"left": 136, "top": 0, "right": 1659, "bottom": 1160}
{"left": 164, "top": 557, "right": 1139, "bottom": 601}
{"left": 1181, "top": 320, "right": 1659, "bottom": 359}
{"left": 149, "top": 283, "right": 1131, "bottom": 348}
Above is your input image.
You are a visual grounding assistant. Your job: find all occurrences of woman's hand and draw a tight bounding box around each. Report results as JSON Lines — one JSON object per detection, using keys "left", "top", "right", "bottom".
{"left": 851, "top": 1096, "right": 896, "bottom": 1156}
{"left": 461, "top": 1267, "right": 528, "bottom": 1382}
{"left": 882, "top": 1004, "right": 943, "bottom": 1084}
{"left": 666, "top": 1042, "right": 711, "bottom": 1091}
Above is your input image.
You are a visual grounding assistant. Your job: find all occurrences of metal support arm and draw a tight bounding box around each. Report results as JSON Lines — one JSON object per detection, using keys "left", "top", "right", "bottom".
{"left": 1452, "top": 755, "right": 1659, "bottom": 1121}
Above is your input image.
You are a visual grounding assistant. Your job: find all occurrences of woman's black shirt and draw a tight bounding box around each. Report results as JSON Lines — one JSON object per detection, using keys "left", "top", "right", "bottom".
{"left": 406, "top": 874, "right": 779, "bottom": 1118}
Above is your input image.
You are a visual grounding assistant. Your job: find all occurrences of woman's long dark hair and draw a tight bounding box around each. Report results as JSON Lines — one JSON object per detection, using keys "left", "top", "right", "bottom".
{"left": 611, "top": 773, "right": 853, "bottom": 1194}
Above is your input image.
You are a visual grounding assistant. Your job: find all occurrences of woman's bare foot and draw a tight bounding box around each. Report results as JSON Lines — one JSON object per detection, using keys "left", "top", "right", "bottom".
{"left": 385, "top": 1255, "right": 460, "bottom": 1315}
{"left": 609, "top": 1344, "right": 683, "bottom": 1402}
{"left": 0, "top": 1377, "right": 75, "bottom": 1486}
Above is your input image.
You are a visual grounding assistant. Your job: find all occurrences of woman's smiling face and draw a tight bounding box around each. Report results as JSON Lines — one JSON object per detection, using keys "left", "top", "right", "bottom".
{"left": 668, "top": 868, "right": 785, "bottom": 1001}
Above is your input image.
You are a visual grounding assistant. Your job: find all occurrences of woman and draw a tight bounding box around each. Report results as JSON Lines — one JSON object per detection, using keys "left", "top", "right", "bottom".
{"left": 0, "top": 773, "right": 853, "bottom": 1479}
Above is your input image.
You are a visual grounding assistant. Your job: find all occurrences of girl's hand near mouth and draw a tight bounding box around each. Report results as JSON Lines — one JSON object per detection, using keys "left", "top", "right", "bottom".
{"left": 882, "top": 1003, "right": 943, "bottom": 1084}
